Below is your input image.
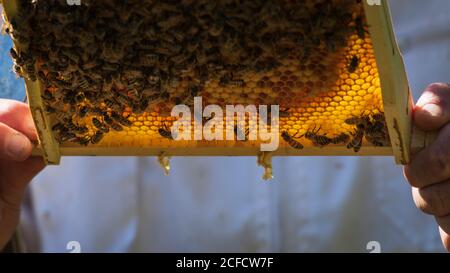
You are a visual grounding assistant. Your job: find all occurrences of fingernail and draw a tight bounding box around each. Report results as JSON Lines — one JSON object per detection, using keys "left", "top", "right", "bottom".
{"left": 422, "top": 104, "right": 443, "bottom": 118}
{"left": 6, "top": 132, "right": 31, "bottom": 161}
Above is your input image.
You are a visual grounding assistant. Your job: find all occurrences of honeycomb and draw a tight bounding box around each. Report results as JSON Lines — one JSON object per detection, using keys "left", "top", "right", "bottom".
{"left": 97, "top": 32, "right": 384, "bottom": 150}
{"left": 2, "top": 0, "right": 389, "bottom": 154}
{"left": 101, "top": 33, "right": 383, "bottom": 147}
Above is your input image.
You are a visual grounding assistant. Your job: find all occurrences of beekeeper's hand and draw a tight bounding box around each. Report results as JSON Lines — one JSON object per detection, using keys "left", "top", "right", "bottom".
{"left": 404, "top": 83, "right": 450, "bottom": 252}
{"left": 0, "top": 99, "right": 44, "bottom": 250}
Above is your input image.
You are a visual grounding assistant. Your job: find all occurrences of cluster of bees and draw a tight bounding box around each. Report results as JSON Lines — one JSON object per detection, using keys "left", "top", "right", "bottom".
{"left": 281, "top": 111, "right": 391, "bottom": 152}
{"left": 3, "top": 0, "right": 389, "bottom": 150}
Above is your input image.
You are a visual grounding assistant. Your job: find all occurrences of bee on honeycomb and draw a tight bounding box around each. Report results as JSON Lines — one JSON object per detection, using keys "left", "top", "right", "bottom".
{"left": 3, "top": 0, "right": 388, "bottom": 151}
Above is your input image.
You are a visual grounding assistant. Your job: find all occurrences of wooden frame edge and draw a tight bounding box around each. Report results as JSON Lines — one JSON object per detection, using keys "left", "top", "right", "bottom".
{"left": 364, "top": 0, "right": 413, "bottom": 165}
{"left": 32, "top": 145, "right": 393, "bottom": 157}
{"left": 8, "top": 0, "right": 398, "bottom": 163}
{"left": 2, "top": 0, "right": 61, "bottom": 164}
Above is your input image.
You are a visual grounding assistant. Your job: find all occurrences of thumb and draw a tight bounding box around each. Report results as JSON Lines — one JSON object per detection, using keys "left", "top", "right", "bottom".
{"left": 439, "top": 225, "right": 450, "bottom": 252}
{"left": 414, "top": 83, "right": 450, "bottom": 131}
{"left": 0, "top": 123, "right": 33, "bottom": 162}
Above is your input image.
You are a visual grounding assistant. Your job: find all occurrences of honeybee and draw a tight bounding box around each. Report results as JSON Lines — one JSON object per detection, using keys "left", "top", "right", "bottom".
{"left": 347, "top": 128, "right": 364, "bottom": 152}
{"left": 130, "top": 99, "right": 144, "bottom": 114}
{"left": 151, "top": 2, "right": 179, "bottom": 14}
{"left": 301, "top": 46, "right": 311, "bottom": 63}
{"left": 147, "top": 74, "right": 161, "bottom": 85}
{"left": 5, "top": 25, "right": 30, "bottom": 45}
{"left": 78, "top": 77, "right": 90, "bottom": 90}
{"left": 66, "top": 120, "right": 80, "bottom": 132}
{"left": 183, "top": 84, "right": 199, "bottom": 106}
{"left": 59, "top": 131, "right": 77, "bottom": 143}
{"left": 54, "top": 110, "right": 71, "bottom": 123}
{"left": 101, "top": 113, "right": 113, "bottom": 125}
{"left": 13, "top": 65, "right": 23, "bottom": 78}
{"left": 37, "top": 71, "right": 50, "bottom": 86}
{"left": 364, "top": 119, "right": 390, "bottom": 147}
{"left": 348, "top": 55, "right": 360, "bottom": 73}
{"left": 170, "top": 53, "right": 189, "bottom": 66}
{"left": 123, "top": 69, "right": 144, "bottom": 80}
{"left": 74, "top": 92, "right": 86, "bottom": 104}
{"left": 281, "top": 131, "right": 304, "bottom": 149}
{"left": 196, "top": 65, "right": 212, "bottom": 82}
{"left": 171, "top": 29, "right": 186, "bottom": 42}
{"left": 158, "top": 14, "right": 184, "bottom": 31}
{"left": 75, "top": 136, "right": 91, "bottom": 146}
{"left": 324, "top": 32, "right": 339, "bottom": 53}
{"left": 304, "top": 126, "right": 332, "bottom": 147}
{"left": 9, "top": 48, "right": 21, "bottom": 64}
{"left": 330, "top": 133, "right": 350, "bottom": 145}
{"left": 41, "top": 90, "right": 54, "bottom": 101}
{"left": 61, "top": 49, "right": 80, "bottom": 63}
{"left": 75, "top": 125, "right": 89, "bottom": 134}
{"left": 82, "top": 60, "right": 99, "bottom": 70}
{"left": 195, "top": 49, "right": 209, "bottom": 66}
{"left": 139, "top": 53, "right": 159, "bottom": 67}
{"left": 92, "top": 117, "right": 103, "bottom": 128}
{"left": 110, "top": 122, "right": 124, "bottom": 132}
{"left": 52, "top": 122, "right": 65, "bottom": 132}
{"left": 101, "top": 125, "right": 110, "bottom": 134}
{"left": 24, "top": 64, "right": 37, "bottom": 81}
{"left": 114, "top": 94, "right": 130, "bottom": 108}
{"left": 90, "top": 107, "right": 106, "bottom": 116}
{"left": 230, "top": 79, "right": 246, "bottom": 88}
{"left": 354, "top": 16, "right": 366, "bottom": 39}
{"left": 209, "top": 17, "right": 224, "bottom": 37}
{"left": 140, "top": 96, "right": 150, "bottom": 111}
{"left": 92, "top": 117, "right": 109, "bottom": 132}
{"left": 344, "top": 115, "right": 370, "bottom": 128}
{"left": 344, "top": 116, "right": 362, "bottom": 125}
{"left": 234, "top": 125, "right": 249, "bottom": 141}
{"left": 158, "top": 124, "right": 174, "bottom": 140}
{"left": 45, "top": 105, "right": 56, "bottom": 114}
{"left": 63, "top": 91, "right": 77, "bottom": 106}
{"left": 371, "top": 112, "right": 386, "bottom": 123}
{"left": 186, "top": 37, "right": 200, "bottom": 53}
{"left": 365, "top": 135, "right": 384, "bottom": 147}
{"left": 279, "top": 108, "right": 291, "bottom": 118}
{"left": 83, "top": 91, "right": 98, "bottom": 103}
{"left": 102, "top": 62, "right": 120, "bottom": 72}
{"left": 90, "top": 131, "right": 104, "bottom": 144}
{"left": 218, "top": 72, "right": 233, "bottom": 87}
{"left": 104, "top": 99, "right": 117, "bottom": 110}
{"left": 111, "top": 111, "right": 133, "bottom": 126}
{"left": 366, "top": 120, "right": 385, "bottom": 134}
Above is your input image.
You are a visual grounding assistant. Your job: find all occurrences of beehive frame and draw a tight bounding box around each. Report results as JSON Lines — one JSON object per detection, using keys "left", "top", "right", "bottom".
{"left": 1, "top": 0, "right": 418, "bottom": 165}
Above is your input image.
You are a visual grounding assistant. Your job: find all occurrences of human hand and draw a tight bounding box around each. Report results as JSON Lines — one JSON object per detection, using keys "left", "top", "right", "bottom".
{"left": 0, "top": 98, "right": 44, "bottom": 250}
{"left": 404, "top": 83, "right": 450, "bottom": 251}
